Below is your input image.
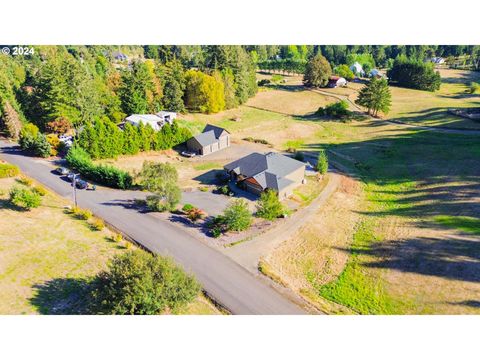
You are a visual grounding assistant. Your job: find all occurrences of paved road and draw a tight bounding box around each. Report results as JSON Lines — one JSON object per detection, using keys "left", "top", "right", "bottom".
{"left": 0, "top": 140, "right": 306, "bottom": 315}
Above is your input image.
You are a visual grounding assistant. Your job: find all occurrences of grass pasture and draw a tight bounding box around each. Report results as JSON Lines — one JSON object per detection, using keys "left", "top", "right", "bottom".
{"left": 388, "top": 68, "right": 480, "bottom": 130}
{"left": 234, "top": 69, "right": 480, "bottom": 314}
{"left": 0, "top": 174, "right": 220, "bottom": 315}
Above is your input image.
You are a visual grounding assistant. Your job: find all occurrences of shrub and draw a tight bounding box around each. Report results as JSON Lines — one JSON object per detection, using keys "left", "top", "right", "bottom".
{"left": 46, "top": 134, "right": 60, "bottom": 156}
{"left": 223, "top": 198, "right": 252, "bottom": 232}
{"left": 271, "top": 74, "right": 283, "bottom": 83}
{"left": 258, "top": 79, "right": 271, "bottom": 86}
{"left": 316, "top": 149, "right": 328, "bottom": 174}
{"left": 45, "top": 117, "right": 71, "bottom": 135}
{"left": 207, "top": 215, "right": 229, "bottom": 237}
{"left": 182, "top": 203, "right": 194, "bottom": 213}
{"left": 17, "top": 176, "right": 32, "bottom": 186}
{"left": 66, "top": 146, "right": 132, "bottom": 189}
{"left": 217, "top": 184, "right": 230, "bottom": 195}
{"left": 9, "top": 186, "right": 41, "bottom": 210}
{"left": 294, "top": 152, "right": 305, "bottom": 161}
{"left": 146, "top": 194, "right": 172, "bottom": 212}
{"left": 90, "top": 218, "right": 105, "bottom": 231}
{"left": 111, "top": 233, "right": 123, "bottom": 243}
{"left": 0, "top": 163, "right": 19, "bottom": 178}
{"left": 19, "top": 124, "right": 52, "bottom": 158}
{"left": 468, "top": 82, "right": 480, "bottom": 94}
{"left": 90, "top": 251, "right": 201, "bottom": 314}
{"left": 199, "top": 186, "right": 209, "bottom": 192}
{"left": 256, "top": 189, "right": 285, "bottom": 220}
{"left": 75, "top": 208, "right": 92, "bottom": 220}
{"left": 32, "top": 185, "right": 47, "bottom": 196}
{"left": 317, "top": 100, "right": 351, "bottom": 119}
{"left": 186, "top": 207, "right": 206, "bottom": 222}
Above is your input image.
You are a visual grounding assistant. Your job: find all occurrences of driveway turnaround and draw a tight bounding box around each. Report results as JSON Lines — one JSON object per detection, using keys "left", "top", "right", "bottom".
{"left": 0, "top": 141, "right": 306, "bottom": 315}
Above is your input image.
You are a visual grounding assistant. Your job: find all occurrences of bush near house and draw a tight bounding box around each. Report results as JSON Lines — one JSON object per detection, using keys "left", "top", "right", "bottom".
{"left": 66, "top": 146, "right": 132, "bottom": 189}
{"left": 316, "top": 149, "right": 329, "bottom": 174}
{"left": 90, "top": 251, "right": 200, "bottom": 315}
{"left": 256, "top": 189, "right": 286, "bottom": 220}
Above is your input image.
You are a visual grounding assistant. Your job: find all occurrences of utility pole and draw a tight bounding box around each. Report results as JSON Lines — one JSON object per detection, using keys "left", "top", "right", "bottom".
{"left": 72, "top": 173, "right": 77, "bottom": 207}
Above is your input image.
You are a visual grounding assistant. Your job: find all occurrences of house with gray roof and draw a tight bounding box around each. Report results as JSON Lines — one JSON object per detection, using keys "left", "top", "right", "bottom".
{"left": 186, "top": 124, "right": 230, "bottom": 156}
{"left": 224, "top": 152, "right": 306, "bottom": 199}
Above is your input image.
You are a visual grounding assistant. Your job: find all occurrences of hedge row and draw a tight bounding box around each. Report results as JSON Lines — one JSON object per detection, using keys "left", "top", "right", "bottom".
{"left": 0, "top": 163, "right": 20, "bottom": 178}
{"left": 66, "top": 146, "right": 132, "bottom": 189}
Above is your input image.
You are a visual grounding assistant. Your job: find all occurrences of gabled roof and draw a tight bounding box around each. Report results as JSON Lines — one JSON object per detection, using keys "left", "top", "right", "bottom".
{"left": 224, "top": 152, "right": 304, "bottom": 192}
{"left": 192, "top": 130, "right": 218, "bottom": 147}
{"left": 203, "top": 124, "right": 229, "bottom": 138}
{"left": 191, "top": 124, "right": 229, "bottom": 147}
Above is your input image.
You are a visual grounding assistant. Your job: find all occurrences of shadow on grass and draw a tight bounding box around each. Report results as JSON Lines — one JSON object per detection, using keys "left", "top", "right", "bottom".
{"left": 303, "top": 121, "right": 480, "bottom": 283}
{"left": 30, "top": 278, "right": 94, "bottom": 315}
{"left": 334, "top": 235, "right": 480, "bottom": 283}
{"left": 449, "top": 300, "right": 480, "bottom": 308}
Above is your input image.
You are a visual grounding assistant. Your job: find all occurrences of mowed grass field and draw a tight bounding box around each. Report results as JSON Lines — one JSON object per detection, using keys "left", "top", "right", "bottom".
{"left": 0, "top": 174, "right": 220, "bottom": 315}
{"left": 384, "top": 68, "right": 480, "bottom": 130}
{"left": 181, "top": 70, "right": 480, "bottom": 314}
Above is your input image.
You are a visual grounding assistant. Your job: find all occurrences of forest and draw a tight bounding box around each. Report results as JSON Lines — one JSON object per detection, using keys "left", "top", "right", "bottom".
{"left": 1, "top": 45, "right": 479, "bottom": 141}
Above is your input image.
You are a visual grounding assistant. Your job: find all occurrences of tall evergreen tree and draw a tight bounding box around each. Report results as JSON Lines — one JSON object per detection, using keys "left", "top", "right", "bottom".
{"left": 356, "top": 78, "right": 392, "bottom": 117}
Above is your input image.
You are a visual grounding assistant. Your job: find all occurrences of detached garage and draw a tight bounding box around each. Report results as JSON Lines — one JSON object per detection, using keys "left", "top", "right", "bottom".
{"left": 186, "top": 124, "right": 230, "bottom": 156}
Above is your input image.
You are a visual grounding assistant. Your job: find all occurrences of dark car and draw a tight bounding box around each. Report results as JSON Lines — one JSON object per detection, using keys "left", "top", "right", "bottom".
{"left": 54, "top": 167, "right": 69, "bottom": 175}
{"left": 75, "top": 179, "right": 88, "bottom": 189}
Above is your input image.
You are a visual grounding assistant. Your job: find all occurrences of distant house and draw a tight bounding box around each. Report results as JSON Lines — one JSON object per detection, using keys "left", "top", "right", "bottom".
{"left": 430, "top": 57, "right": 445, "bottom": 65}
{"left": 112, "top": 51, "right": 128, "bottom": 62}
{"left": 224, "top": 152, "right": 306, "bottom": 199}
{"left": 186, "top": 124, "right": 230, "bottom": 156}
{"left": 369, "top": 69, "right": 387, "bottom": 79}
{"left": 125, "top": 111, "right": 176, "bottom": 131}
{"left": 328, "top": 76, "right": 348, "bottom": 88}
{"left": 350, "top": 62, "right": 365, "bottom": 77}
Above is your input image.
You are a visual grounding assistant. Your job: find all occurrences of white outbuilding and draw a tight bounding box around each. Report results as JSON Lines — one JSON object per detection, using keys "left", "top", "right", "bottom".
{"left": 350, "top": 62, "right": 365, "bottom": 77}
{"left": 125, "top": 111, "right": 176, "bottom": 131}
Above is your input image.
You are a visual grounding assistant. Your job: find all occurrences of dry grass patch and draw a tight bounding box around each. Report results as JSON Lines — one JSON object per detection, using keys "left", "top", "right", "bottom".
{"left": 246, "top": 88, "right": 337, "bottom": 116}
{"left": 263, "top": 175, "right": 363, "bottom": 313}
{"left": 0, "top": 175, "right": 220, "bottom": 315}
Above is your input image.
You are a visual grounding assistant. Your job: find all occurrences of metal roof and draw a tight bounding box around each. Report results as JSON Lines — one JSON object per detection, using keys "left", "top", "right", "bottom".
{"left": 224, "top": 152, "right": 304, "bottom": 191}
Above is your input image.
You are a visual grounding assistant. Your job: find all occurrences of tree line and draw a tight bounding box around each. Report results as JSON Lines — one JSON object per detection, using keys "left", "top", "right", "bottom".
{"left": 76, "top": 117, "right": 192, "bottom": 160}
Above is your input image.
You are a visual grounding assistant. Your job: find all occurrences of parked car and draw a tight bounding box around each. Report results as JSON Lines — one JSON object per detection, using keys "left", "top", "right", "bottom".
{"left": 75, "top": 179, "right": 88, "bottom": 189}
{"left": 54, "top": 167, "right": 69, "bottom": 175}
{"left": 181, "top": 150, "right": 196, "bottom": 158}
{"left": 67, "top": 172, "right": 79, "bottom": 182}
